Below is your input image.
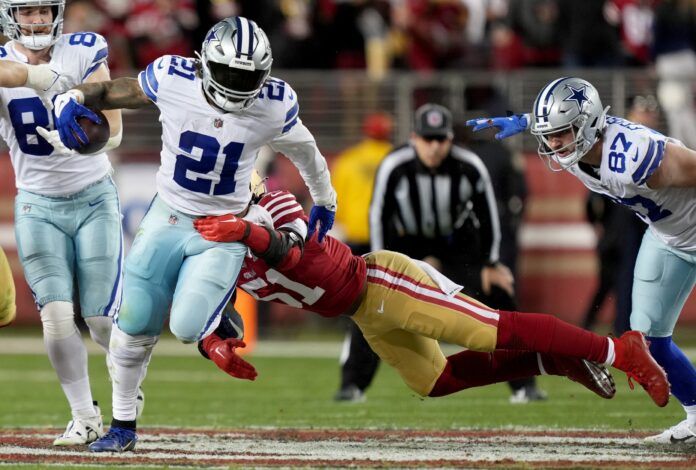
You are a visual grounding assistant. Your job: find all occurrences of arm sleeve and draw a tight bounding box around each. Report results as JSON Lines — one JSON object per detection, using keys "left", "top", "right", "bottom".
{"left": 268, "top": 86, "right": 336, "bottom": 207}
{"left": 136, "top": 55, "right": 171, "bottom": 104}
{"left": 629, "top": 136, "right": 667, "bottom": 187}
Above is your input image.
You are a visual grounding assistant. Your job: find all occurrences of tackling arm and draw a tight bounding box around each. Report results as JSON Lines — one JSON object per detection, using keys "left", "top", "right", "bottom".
{"left": 194, "top": 215, "right": 305, "bottom": 271}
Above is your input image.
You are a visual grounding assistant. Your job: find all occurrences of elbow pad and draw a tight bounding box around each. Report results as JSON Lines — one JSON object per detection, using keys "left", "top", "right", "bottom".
{"left": 253, "top": 227, "right": 304, "bottom": 267}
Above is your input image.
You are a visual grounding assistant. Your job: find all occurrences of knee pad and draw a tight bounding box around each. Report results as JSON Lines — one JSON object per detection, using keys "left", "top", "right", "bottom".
{"left": 109, "top": 326, "right": 158, "bottom": 368}
{"left": 85, "top": 316, "right": 113, "bottom": 351}
{"left": 40, "top": 301, "right": 76, "bottom": 340}
{"left": 170, "top": 294, "right": 221, "bottom": 344}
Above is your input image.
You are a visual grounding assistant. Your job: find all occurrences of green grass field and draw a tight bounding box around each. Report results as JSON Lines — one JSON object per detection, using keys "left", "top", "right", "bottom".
{"left": 0, "top": 349, "right": 686, "bottom": 432}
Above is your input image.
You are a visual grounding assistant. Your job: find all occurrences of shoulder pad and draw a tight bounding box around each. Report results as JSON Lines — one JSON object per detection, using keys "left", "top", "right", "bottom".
{"left": 63, "top": 32, "right": 108, "bottom": 81}
{"left": 137, "top": 55, "right": 198, "bottom": 103}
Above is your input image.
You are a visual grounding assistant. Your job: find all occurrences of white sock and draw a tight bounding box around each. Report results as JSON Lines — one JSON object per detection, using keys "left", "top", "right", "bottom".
{"left": 85, "top": 316, "right": 112, "bottom": 352}
{"left": 85, "top": 316, "right": 114, "bottom": 381}
{"left": 603, "top": 338, "right": 615, "bottom": 367}
{"left": 44, "top": 330, "right": 95, "bottom": 418}
{"left": 685, "top": 405, "right": 696, "bottom": 427}
{"left": 109, "top": 327, "right": 157, "bottom": 421}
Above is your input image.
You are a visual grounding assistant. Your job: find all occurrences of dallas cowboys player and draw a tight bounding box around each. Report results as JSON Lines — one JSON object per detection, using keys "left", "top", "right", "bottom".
{"left": 0, "top": 0, "right": 128, "bottom": 446}
{"left": 49, "top": 16, "right": 337, "bottom": 452}
{"left": 468, "top": 77, "right": 696, "bottom": 445}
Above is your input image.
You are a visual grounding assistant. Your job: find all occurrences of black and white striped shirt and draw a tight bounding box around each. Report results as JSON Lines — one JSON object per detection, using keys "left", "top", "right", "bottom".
{"left": 369, "top": 143, "right": 501, "bottom": 270}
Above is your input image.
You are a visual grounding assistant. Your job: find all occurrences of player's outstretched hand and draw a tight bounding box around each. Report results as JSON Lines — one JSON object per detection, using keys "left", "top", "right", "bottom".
{"left": 466, "top": 113, "right": 530, "bottom": 140}
{"left": 53, "top": 90, "right": 101, "bottom": 150}
{"left": 194, "top": 214, "right": 251, "bottom": 242}
{"left": 36, "top": 126, "right": 72, "bottom": 156}
{"left": 307, "top": 204, "right": 335, "bottom": 243}
{"left": 201, "top": 334, "right": 257, "bottom": 381}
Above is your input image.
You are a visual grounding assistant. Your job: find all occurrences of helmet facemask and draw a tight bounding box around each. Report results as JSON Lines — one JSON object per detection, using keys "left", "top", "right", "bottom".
{"left": 198, "top": 17, "right": 273, "bottom": 113}
{"left": 0, "top": 0, "right": 65, "bottom": 50}
{"left": 533, "top": 114, "right": 592, "bottom": 172}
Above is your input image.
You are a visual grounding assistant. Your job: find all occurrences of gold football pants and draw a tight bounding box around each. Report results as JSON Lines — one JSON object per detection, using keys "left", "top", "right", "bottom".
{"left": 352, "top": 250, "right": 499, "bottom": 396}
{"left": 0, "top": 246, "right": 16, "bottom": 327}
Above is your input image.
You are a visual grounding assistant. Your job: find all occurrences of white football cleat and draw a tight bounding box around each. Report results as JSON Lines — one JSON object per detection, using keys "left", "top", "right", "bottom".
{"left": 53, "top": 403, "right": 104, "bottom": 446}
{"left": 136, "top": 387, "right": 145, "bottom": 419}
{"left": 644, "top": 419, "right": 696, "bottom": 445}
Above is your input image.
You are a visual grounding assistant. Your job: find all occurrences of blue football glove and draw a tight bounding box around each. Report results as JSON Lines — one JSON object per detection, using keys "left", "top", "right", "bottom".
{"left": 307, "top": 204, "right": 335, "bottom": 243}
{"left": 466, "top": 113, "right": 530, "bottom": 140}
{"left": 53, "top": 91, "right": 102, "bottom": 150}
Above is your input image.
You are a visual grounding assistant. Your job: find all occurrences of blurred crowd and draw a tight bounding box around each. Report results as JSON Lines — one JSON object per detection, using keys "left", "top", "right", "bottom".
{"left": 62, "top": 0, "right": 696, "bottom": 76}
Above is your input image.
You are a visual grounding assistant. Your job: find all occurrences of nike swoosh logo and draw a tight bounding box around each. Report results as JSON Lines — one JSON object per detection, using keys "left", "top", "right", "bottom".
{"left": 632, "top": 148, "right": 640, "bottom": 162}
{"left": 670, "top": 435, "right": 695, "bottom": 444}
{"left": 88, "top": 199, "right": 104, "bottom": 207}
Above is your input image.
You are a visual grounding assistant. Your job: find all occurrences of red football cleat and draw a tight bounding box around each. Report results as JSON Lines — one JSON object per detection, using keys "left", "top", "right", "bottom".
{"left": 612, "top": 331, "right": 670, "bottom": 407}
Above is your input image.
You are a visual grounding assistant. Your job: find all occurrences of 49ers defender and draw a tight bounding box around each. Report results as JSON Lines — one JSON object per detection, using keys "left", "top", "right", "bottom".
{"left": 195, "top": 190, "right": 669, "bottom": 407}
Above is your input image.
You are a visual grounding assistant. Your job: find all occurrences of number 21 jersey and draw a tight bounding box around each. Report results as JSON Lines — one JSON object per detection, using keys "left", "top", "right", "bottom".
{"left": 137, "top": 55, "right": 322, "bottom": 216}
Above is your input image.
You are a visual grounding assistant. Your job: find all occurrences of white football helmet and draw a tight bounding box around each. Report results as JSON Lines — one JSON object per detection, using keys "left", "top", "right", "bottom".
{"left": 0, "top": 0, "right": 65, "bottom": 50}
{"left": 530, "top": 77, "right": 610, "bottom": 171}
{"left": 198, "top": 16, "right": 273, "bottom": 113}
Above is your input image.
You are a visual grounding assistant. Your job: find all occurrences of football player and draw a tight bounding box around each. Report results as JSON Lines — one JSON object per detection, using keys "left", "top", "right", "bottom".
{"left": 194, "top": 183, "right": 669, "bottom": 411}
{"left": 468, "top": 77, "right": 696, "bottom": 445}
{"left": 0, "top": 0, "right": 129, "bottom": 446}
{"left": 49, "top": 16, "right": 337, "bottom": 452}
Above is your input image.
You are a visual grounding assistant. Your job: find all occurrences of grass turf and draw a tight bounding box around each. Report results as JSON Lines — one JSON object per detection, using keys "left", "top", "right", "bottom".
{"left": 0, "top": 352, "right": 686, "bottom": 432}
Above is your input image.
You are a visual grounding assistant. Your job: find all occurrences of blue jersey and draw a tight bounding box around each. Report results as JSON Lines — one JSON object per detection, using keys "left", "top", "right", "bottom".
{"left": 567, "top": 116, "right": 696, "bottom": 250}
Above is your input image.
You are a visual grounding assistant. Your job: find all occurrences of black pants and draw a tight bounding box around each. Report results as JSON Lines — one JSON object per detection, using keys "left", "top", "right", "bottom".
{"left": 338, "top": 285, "right": 537, "bottom": 394}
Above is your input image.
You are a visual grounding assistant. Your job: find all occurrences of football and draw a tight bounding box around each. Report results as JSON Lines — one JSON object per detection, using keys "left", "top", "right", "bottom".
{"left": 75, "top": 109, "right": 110, "bottom": 154}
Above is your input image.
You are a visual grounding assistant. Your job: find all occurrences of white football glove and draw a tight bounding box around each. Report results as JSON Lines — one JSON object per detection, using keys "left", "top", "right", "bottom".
{"left": 25, "top": 64, "right": 71, "bottom": 93}
{"left": 53, "top": 89, "right": 84, "bottom": 117}
{"left": 36, "top": 126, "right": 72, "bottom": 156}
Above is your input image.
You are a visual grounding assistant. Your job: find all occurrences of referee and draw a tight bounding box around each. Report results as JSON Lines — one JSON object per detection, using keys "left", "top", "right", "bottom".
{"left": 336, "top": 103, "right": 542, "bottom": 402}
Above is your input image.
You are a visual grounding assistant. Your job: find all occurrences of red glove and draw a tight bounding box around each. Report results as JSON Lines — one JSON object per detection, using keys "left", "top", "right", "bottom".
{"left": 201, "top": 334, "right": 257, "bottom": 381}
{"left": 194, "top": 214, "right": 250, "bottom": 242}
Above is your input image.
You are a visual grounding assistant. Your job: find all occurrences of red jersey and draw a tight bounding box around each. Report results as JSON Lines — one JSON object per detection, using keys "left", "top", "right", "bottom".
{"left": 236, "top": 191, "right": 367, "bottom": 317}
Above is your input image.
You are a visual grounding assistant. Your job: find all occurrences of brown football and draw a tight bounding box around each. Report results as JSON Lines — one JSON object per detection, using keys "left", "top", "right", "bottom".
{"left": 75, "top": 109, "right": 110, "bottom": 154}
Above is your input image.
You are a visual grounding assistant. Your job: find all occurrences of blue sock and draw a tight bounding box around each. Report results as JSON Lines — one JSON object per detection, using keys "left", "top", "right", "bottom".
{"left": 647, "top": 336, "right": 696, "bottom": 406}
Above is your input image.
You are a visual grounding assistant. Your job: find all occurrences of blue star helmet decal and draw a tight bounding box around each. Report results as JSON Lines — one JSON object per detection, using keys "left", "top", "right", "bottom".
{"left": 563, "top": 84, "right": 590, "bottom": 109}
{"left": 205, "top": 26, "right": 221, "bottom": 45}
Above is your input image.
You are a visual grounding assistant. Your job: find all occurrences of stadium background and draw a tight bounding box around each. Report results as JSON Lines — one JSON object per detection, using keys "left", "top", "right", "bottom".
{"left": 2, "top": 0, "right": 696, "bottom": 335}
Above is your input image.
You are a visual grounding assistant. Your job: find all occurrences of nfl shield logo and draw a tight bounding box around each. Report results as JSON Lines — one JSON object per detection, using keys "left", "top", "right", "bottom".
{"left": 214, "top": 119, "right": 223, "bottom": 129}
{"left": 168, "top": 215, "right": 178, "bottom": 225}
